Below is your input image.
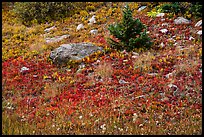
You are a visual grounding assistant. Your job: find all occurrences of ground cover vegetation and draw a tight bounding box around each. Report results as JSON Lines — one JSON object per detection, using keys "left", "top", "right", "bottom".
{"left": 2, "top": 2, "right": 202, "bottom": 135}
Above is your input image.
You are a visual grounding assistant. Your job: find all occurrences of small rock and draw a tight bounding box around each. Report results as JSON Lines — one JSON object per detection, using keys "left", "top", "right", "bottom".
{"left": 165, "top": 73, "right": 172, "bottom": 79}
{"left": 159, "top": 42, "right": 165, "bottom": 48}
{"left": 161, "top": 18, "right": 165, "bottom": 21}
{"left": 123, "top": 59, "right": 128, "bottom": 62}
{"left": 174, "top": 17, "right": 191, "bottom": 24}
{"left": 119, "top": 79, "right": 129, "bottom": 84}
{"left": 45, "top": 35, "right": 70, "bottom": 43}
{"left": 135, "top": 95, "right": 146, "bottom": 99}
{"left": 197, "top": 30, "right": 202, "bottom": 35}
{"left": 33, "top": 75, "right": 38, "bottom": 78}
{"left": 20, "top": 67, "right": 29, "bottom": 73}
{"left": 189, "top": 36, "right": 195, "bottom": 40}
{"left": 90, "top": 29, "right": 98, "bottom": 35}
{"left": 132, "top": 55, "right": 138, "bottom": 59}
{"left": 88, "top": 15, "right": 96, "bottom": 25}
{"left": 148, "top": 73, "right": 158, "bottom": 76}
{"left": 137, "top": 6, "right": 146, "bottom": 12}
{"left": 168, "top": 83, "right": 178, "bottom": 89}
{"left": 162, "top": 23, "right": 168, "bottom": 27}
{"left": 195, "top": 20, "right": 202, "bottom": 27}
{"left": 79, "top": 62, "right": 86, "bottom": 69}
{"left": 76, "top": 23, "right": 84, "bottom": 31}
{"left": 96, "top": 60, "right": 100, "bottom": 64}
{"left": 132, "top": 52, "right": 139, "bottom": 56}
{"left": 160, "top": 28, "right": 168, "bottom": 33}
{"left": 156, "top": 13, "right": 165, "bottom": 17}
{"left": 44, "top": 26, "right": 56, "bottom": 32}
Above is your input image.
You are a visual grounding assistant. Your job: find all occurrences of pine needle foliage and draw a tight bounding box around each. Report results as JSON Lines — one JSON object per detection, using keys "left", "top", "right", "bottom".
{"left": 107, "top": 5, "right": 152, "bottom": 52}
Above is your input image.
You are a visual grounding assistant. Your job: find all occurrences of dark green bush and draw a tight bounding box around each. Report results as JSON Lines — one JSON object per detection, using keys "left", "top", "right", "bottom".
{"left": 189, "top": 2, "right": 202, "bottom": 17}
{"left": 160, "top": 2, "right": 181, "bottom": 14}
{"left": 13, "top": 2, "right": 84, "bottom": 26}
{"left": 159, "top": 2, "right": 202, "bottom": 18}
{"left": 107, "top": 5, "right": 152, "bottom": 52}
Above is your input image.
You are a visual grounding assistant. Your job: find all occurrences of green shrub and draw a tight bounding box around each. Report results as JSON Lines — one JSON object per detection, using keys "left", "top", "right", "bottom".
{"left": 160, "top": 2, "right": 181, "bottom": 14}
{"left": 189, "top": 2, "right": 202, "bottom": 17}
{"left": 13, "top": 2, "right": 82, "bottom": 26}
{"left": 107, "top": 5, "right": 152, "bottom": 52}
{"left": 159, "top": 2, "right": 202, "bottom": 18}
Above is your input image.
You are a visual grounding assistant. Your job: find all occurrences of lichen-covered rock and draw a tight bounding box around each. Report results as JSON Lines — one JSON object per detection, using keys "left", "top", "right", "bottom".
{"left": 195, "top": 20, "right": 202, "bottom": 27}
{"left": 174, "top": 17, "right": 191, "bottom": 24}
{"left": 137, "top": 6, "right": 146, "bottom": 12}
{"left": 45, "top": 34, "right": 70, "bottom": 43}
{"left": 50, "top": 43, "right": 103, "bottom": 65}
{"left": 44, "top": 26, "right": 56, "bottom": 32}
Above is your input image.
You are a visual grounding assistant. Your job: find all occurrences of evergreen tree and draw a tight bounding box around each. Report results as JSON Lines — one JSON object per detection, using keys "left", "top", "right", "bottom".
{"left": 107, "top": 5, "right": 152, "bottom": 52}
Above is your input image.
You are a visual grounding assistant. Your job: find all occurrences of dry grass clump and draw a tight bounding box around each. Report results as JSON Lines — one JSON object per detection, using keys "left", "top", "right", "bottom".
{"left": 174, "top": 58, "right": 199, "bottom": 77}
{"left": 94, "top": 61, "right": 113, "bottom": 81}
{"left": 133, "top": 52, "right": 155, "bottom": 73}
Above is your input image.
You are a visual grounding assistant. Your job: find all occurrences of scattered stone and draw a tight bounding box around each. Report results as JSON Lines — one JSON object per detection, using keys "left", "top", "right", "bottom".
{"left": 132, "top": 55, "right": 138, "bottom": 59}
{"left": 189, "top": 36, "right": 195, "bottom": 40}
{"left": 88, "top": 15, "right": 96, "bottom": 25}
{"left": 148, "top": 73, "right": 158, "bottom": 76}
{"left": 20, "top": 67, "right": 29, "bottom": 73}
{"left": 79, "top": 62, "right": 86, "bottom": 69}
{"left": 123, "top": 59, "right": 128, "bottom": 62}
{"left": 50, "top": 43, "right": 103, "bottom": 65}
{"left": 195, "top": 20, "right": 202, "bottom": 27}
{"left": 165, "top": 70, "right": 176, "bottom": 79}
{"left": 119, "top": 79, "right": 129, "bottom": 84}
{"left": 132, "top": 52, "right": 139, "bottom": 56}
{"left": 44, "top": 26, "right": 56, "bottom": 32}
{"left": 76, "top": 23, "right": 84, "bottom": 31}
{"left": 160, "top": 28, "right": 168, "bottom": 33}
{"left": 159, "top": 42, "right": 165, "bottom": 48}
{"left": 33, "top": 75, "right": 38, "bottom": 78}
{"left": 135, "top": 95, "right": 146, "bottom": 99}
{"left": 156, "top": 13, "right": 165, "bottom": 17}
{"left": 161, "top": 18, "right": 165, "bottom": 22}
{"left": 197, "top": 30, "right": 202, "bottom": 35}
{"left": 45, "top": 34, "right": 70, "bottom": 43}
{"left": 162, "top": 23, "right": 168, "bottom": 27}
{"left": 168, "top": 83, "right": 178, "bottom": 90}
{"left": 90, "top": 29, "right": 98, "bottom": 35}
{"left": 121, "top": 50, "right": 128, "bottom": 55}
{"left": 137, "top": 6, "right": 146, "bottom": 12}
{"left": 174, "top": 17, "right": 191, "bottom": 24}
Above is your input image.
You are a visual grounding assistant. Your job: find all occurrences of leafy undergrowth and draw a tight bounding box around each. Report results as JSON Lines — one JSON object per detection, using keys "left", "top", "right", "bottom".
{"left": 2, "top": 2, "right": 202, "bottom": 135}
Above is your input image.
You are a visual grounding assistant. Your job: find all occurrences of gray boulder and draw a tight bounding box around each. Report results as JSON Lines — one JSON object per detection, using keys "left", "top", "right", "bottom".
{"left": 50, "top": 43, "right": 103, "bottom": 65}
{"left": 45, "top": 34, "right": 70, "bottom": 43}
{"left": 174, "top": 17, "right": 191, "bottom": 24}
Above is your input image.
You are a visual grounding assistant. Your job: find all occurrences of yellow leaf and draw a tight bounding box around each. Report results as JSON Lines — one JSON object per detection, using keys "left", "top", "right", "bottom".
{"left": 159, "top": 59, "right": 163, "bottom": 62}
{"left": 163, "top": 58, "right": 166, "bottom": 63}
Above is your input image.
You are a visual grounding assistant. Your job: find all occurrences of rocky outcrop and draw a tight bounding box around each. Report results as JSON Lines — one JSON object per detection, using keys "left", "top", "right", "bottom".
{"left": 45, "top": 34, "right": 70, "bottom": 43}
{"left": 50, "top": 43, "right": 103, "bottom": 65}
{"left": 174, "top": 17, "right": 191, "bottom": 24}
